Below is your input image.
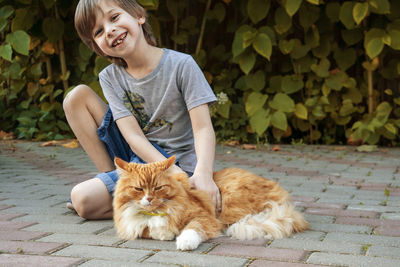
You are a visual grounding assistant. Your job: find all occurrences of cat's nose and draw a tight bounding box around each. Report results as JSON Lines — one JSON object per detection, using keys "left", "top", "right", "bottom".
{"left": 146, "top": 196, "right": 153, "bottom": 203}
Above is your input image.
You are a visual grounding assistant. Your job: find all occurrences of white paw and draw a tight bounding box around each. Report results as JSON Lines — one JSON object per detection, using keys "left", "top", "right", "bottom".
{"left": 176, "top": 229, "right": 202, "bottom": 250}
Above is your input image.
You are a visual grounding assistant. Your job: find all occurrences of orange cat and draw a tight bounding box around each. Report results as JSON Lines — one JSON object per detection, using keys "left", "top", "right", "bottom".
{"left": 113, "top": 156, "right": 308, "bottom": 250}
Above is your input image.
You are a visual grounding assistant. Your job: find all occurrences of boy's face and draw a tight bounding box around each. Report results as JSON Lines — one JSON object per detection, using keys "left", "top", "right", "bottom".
{"left": 92, "top": 1, "right": 146, "bottom": 59}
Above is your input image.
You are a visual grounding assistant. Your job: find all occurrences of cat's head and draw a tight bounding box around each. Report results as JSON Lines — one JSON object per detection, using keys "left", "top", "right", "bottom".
{"left": 114, "top": 156, "right": 183, "bottom": 212}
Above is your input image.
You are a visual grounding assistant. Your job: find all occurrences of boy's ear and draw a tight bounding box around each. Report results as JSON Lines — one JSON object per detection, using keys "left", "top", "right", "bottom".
{"left": 138, "top": 16, "right": 145, "bottom": 25}
{"left": 114, "top": 157, "right": 129, "bottom": 171}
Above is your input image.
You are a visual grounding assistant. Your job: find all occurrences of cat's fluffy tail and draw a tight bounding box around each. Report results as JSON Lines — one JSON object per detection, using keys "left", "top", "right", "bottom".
{"left": 225, "top": 201, "right": 308, "bottom": 240}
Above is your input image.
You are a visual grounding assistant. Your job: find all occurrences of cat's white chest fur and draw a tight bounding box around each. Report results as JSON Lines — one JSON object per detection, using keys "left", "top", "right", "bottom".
{"left": 120, "top": 204, "right": 175, "bottom": 240}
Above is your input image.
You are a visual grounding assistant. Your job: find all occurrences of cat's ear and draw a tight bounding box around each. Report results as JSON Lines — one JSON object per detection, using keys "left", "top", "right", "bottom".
{"left": 114, "top": 157, "right": 130, "bottom": 171}
{"left": 164, "top": 155, "right": 176, "bottom": 170}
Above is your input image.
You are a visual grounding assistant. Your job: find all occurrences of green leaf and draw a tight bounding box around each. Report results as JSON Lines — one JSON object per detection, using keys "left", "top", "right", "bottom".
{"left": 299, "top": 3, "right": 320, "bottom": 30}
{"left": 334, "top": 48, "right": 356, "bottom": 71}
{"left": 279, "top": 39, "right": 295, "bottom": 54}
{"left": 249, "top": 109, "right": 270, "bottom": 136}
{"left": 271, "top": 111, "right": 287, "bottom": 131}
{"left": 284, "top": 0, "right": 303, "bottom": 17}
{"left": 269, "top": 93, "right": 295, "bottom": 113}
{"left": 79, "top": 43, "right": 93, "bottom": 61}
{"left": 281, "top": 75, "right": 304, "bottom": 94}
{"left": 311, "top": 58, "right": 330, "bottom": 78}
{"left": 274, "top": 7, "right": 292, "bottom": 34}
{"left": 216, "top": 100, "right": 231, "bottom": 119}
{"left": 341, "top": 29, "right": 363, "bottom": 46}
{"left": 384, "top": 123, "right": 397, "bottom": 135}
{"left": 377, "top": 101, "right": 392, "bottom": 117}
{"left": 11, "top": 8, "right": 35, "bottom": 32}
{"left": 306, "top": 0, "right": 320, "bottom": 5}
{"left": 295, "top": 103, "right": 308, "bottom": 120}
{"left": 364, "top": 28, "right": 386, "bottom": 59}
{"left": 42, "top": 17, "right": 64, "bottom": 42}
{"left": 94, "top": 56, "right": 110, "bottom": 76}
{"left": 252, "top": 33, "right": 272, "bottom": 60}
{"left": 247, "top": 0, "right": 270, "bottom": 24}
{"left": 41, "top": 0, "right": 56, "bottom": 9}
{"left": 290, "top": 39, "right": 310, "bottom": 59}
{"left": 0, "top": 44, "right": 12, "bottom": 61}
{"left": 339, "top": 99, "right": 356, "bottom": 117}
{"left": 369, "top": 0, "right": 390, "bottom": 15}
{"left": 325, "top": 71, "right": 347, "bottom": 91}
{"left": 238, "top": 51, "right": 256, "bottom": 75}
{"left": 245, "top": 92, "right": 268, "bottom": 116}
{"left": 232, "top": 25, "right": 254, "bottom": 57}
{"left": 353, "top": 2, "right": 369, "bottom": 25}
{"left": 388, "top": 30, "right": 400, "bottom": 50}
{"left": 0, "top": 5, "right": 14, "bottom": 19}
{"left": 326, "top": 2, "right": 341, "bottom": 22}
{"left": 138, "top": 0, "right": 159, "bottom": 10}
{"left": 6, "top": 30, "right": 30, "bottom": 55}
{"left": 245, "top": 70, "right": 265, "bottom": 91}
{"left": 340, "top": 2, "right": 356, "bottom": 30}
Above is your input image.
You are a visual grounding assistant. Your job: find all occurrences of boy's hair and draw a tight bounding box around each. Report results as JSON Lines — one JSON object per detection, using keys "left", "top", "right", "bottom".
{"left": 74, "top": 0, "right": 156, "bottom": 66}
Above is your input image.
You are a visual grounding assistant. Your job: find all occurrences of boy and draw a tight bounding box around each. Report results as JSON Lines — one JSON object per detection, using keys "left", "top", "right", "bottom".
{"left": 63, "top": 0, "right": 221, "bottom": 219}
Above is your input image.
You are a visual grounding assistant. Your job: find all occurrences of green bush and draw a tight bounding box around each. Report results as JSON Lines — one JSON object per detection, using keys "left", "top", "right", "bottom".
{"left": 1, "top": 0, "right": 399, "bottom": 145}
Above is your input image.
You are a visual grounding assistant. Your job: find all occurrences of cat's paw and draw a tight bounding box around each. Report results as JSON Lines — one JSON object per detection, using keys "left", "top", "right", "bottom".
{"left": 176, "top": 229, "right": 202, "bottom": 250}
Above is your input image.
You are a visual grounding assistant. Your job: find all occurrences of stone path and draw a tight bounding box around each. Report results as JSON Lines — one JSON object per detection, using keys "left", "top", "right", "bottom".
{"left": 1, "top": 141, "right": 400, "bottom": 266}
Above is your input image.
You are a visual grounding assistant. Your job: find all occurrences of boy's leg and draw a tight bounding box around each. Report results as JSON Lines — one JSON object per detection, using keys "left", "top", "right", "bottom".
{"left": 63, "top": 85, "right": 114, "bottom": 219}
{"left": 70, "top": 178, "right": 113, "bottom": 219}
{"left": 63, "top": 84, "right": 114, "bottom": 172}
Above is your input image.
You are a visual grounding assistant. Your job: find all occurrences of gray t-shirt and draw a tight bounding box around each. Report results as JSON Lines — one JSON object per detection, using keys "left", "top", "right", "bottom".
{"left": 99, "top": 48, "right": 217, "bottom": 172}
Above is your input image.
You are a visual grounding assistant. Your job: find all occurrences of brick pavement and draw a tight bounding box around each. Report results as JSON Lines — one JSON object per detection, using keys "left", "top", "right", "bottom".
{"left": 0, "top": 141, "right": 399, "bottom": 266}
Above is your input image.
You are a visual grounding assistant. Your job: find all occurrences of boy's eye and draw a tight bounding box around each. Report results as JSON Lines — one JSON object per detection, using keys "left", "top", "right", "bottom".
{"left": 111, "top": 14, "right": 119, "bottom": 21}
{"left": 154, "top": 186, "right": 163, "bottom": 191}
{"left": 134, "top": 187, "right": 143, "bottom": 191}
{"left": 94, "top": 28, "right": 103, "bottom": 37}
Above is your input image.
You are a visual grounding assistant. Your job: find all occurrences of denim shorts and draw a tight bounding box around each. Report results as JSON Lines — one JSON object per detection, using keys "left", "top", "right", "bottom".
{"left": 95, "top": 107, "right": 191, "bottom": 196}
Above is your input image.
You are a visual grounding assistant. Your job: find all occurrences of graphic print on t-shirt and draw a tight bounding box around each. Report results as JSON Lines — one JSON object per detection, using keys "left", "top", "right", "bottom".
{"left": 123, "top": 90, "right": 172, "bottom": 133}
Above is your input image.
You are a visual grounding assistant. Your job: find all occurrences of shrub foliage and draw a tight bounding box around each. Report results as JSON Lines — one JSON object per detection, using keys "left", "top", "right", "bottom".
{"left": 1, "top": 0, "right": 399, "bottom": 145}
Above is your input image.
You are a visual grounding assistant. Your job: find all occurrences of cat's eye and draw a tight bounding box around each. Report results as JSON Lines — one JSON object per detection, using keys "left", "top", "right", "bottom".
{"left": 134, "top": 187, "right": 143, "bottom": 191}
{"left": 154, "top": 186, "right": 163, "bottom": 191}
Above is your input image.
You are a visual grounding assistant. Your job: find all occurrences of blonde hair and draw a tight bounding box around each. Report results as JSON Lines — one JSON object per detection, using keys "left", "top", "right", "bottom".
{"left": 74, "top": 0, "right": 156, "bottom": 66}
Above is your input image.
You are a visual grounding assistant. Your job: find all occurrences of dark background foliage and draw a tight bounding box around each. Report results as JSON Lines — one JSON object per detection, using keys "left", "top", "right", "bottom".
{"left": 0, "top": 0, "right": 399, "bottom": 145}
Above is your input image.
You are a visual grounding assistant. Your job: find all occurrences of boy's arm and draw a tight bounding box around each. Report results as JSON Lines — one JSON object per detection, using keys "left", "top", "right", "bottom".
{"left": 116, "top": 115, "right": 184, "bottom": 174}
{"left": 188, "top": 103, "right": 221, "bottom": 211}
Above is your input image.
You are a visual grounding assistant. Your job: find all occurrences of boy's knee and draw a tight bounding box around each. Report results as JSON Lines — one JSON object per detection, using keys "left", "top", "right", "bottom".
{"left": 70, "top": 184, "right": 94, "bottom": 219}
{"left": 63, "top": 84, "right": 92, "bottom": 112}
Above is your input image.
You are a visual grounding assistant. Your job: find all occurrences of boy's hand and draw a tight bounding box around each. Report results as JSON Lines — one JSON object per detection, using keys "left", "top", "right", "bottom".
{"left": 189, "top": 173, "right": 221, "bottom": 212}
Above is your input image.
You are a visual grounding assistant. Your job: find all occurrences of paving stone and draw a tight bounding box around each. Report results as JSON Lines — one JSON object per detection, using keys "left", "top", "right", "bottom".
{"left": 145, "top": 250, "right": 249, "bottom": 267}
{"left": 121, "top": 238, "right": 214, "bottom": 252}
{"left": 0, "top": 230, "right": 49, "bottom": 241}
{"left": 38, "top": 233, "right": 122, "bottom": 246}
{"left": 209, "top": 236, "right": 269, "bottom": 246}
{"left": 347, "top": 204, "right": 400, "bottom": 213}
{"left": 0, "top": 212, "right": 26, "bottom": 221}
{"left": 0, "top": 254, "right": 84, "bottom": 267}
{"left": 79, "top": 259, "right": 169, "bottom": 267}
{"left": 310, "top": 223, "right": 372, "bottom": 234}
{"left": 24, "top": 223, "right": 108, "bottom": 234}
{"left": 270, "top": 238, "right": 362, "bottom": 254}
{"left": 209, "top": 243, "right": 307, "bottom": 261}
{"left": 335, "top": 216, "right": 400, "bottom": 227}
{"left": 304, "top": 214, "right": 335, "bottom": 224}
{"left": 324, "top": 232, "right": 400, "bottom": 247}
{"left": 367, "top": 245, "right": 400, "bottom": 259}
{"left": 307, "top": 252, "right": 400, "bottom": 267}
{"left": 288, "top": 231, "right": 325, "bottom": 241}
{"left": 0, "top": 221, "right": 36, "bottom": 230}
{"left": 12, "top": 214, "right": 84, "bottom": 224}
{"left": 305, "top": 208, "right": 379, "bottom": 218}
{"left": 374, "top": 225, "right": 400, "bottom": 237}
{"left": 250, "top": 260, "right": 329, "bottom": 267}
{"left": 53, "top": 244, "right": 152, "bottom": 261}
{"left": 0, "top": 240, "right": 66, "bottom": 254}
